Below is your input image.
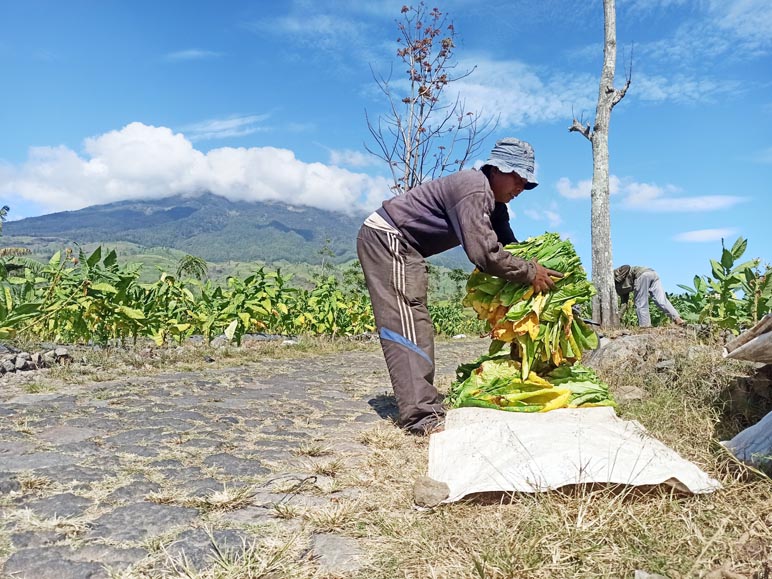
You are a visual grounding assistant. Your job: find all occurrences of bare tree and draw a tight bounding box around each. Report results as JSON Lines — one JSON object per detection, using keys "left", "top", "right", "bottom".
{"left": 569, "top": 0, "right": 630, "bottom": 328}
{"left": 366, "top": 3, "right": 496, "bottom": 194}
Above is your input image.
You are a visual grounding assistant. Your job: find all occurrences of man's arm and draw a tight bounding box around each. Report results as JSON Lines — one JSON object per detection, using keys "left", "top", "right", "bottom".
{"left": 491, "top": 202, "right": 517, "bottom": 246}
{"left": 449, "top": 193, "right": 560, "bottom": 292}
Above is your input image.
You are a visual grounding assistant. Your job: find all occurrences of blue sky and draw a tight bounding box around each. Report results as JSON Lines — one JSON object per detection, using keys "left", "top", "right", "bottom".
{"left": 1, "top": 0, "right": 770, "bottom": 291}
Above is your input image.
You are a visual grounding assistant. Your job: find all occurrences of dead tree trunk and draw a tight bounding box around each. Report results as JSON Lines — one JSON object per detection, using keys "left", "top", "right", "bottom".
{"left": 569, "top": 0, "right": 630, "bottom": 329}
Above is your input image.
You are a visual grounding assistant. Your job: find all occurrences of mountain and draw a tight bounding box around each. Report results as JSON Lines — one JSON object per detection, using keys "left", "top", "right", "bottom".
{"left": 3, "top": 193, "right": 469, "bottom": 269}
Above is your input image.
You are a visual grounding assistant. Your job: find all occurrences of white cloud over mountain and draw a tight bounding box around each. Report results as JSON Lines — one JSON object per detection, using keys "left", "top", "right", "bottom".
{"left": 1, "top": 123, "right": 391, "bottom": 215}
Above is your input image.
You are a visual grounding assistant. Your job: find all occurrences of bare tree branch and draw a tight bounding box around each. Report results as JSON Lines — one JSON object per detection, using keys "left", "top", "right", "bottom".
{"left": 364, "top": 2, "right": 497, "bottom": 194}
{"left": 611, "top": 78, "right": 630, "bottom": 108}
{"left": 568, "top": 118, "right": 592, "bottom": 141}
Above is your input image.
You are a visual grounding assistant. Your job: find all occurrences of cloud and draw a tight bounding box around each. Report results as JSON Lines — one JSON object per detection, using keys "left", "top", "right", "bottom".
{"left": 328, "top": 148, "right": 379, "bottom": 169}
{"left": 557, "top": 175, "right": 745, "bottom": 212}
{"left": 623, "top": 0, "right": 691, "bottom": 12}
{"left": 557, "top": 177, "right": 591, "bottom": 199}
{"left": 164, "top": 49, "right": 222, "bottom": 62}
{"left": 710, "top": 0, "right": 772, "bottom": 53}
{"left": 451, "top": 57, "right": 598, "bottom": 128}
{"left": 621, "top": 181, "right": 745, "bottom": 212}
{"left": 632, "top": 72, "right": 743, "bottom": 104}
{"left": 674, "top": 228, "right": 739, "bottom": 242}
{"left": 523, "top": 208, "right": 562, "bottom": 228}
{"left": 0, "top": 122, "right": 391, "bottom": 215}
{"left": 634, "top": 0, "right": 771, "bottom": 64}
{"left": 246, "top": 7, "right": 377, "bottom": 65}
{"left": 556, "top": 176, "right": 621, "bottom": 199}
{"left": 180, "top": 115, "right": 271, "bottom": 142}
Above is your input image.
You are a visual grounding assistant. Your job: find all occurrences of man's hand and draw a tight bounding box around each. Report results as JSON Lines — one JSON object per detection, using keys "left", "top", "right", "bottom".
{"left": 531, "top": 262, "right": 563, "bottom": 294}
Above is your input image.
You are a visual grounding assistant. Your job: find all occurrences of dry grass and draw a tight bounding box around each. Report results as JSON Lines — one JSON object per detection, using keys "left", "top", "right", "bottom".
{"left": 3, "top": 334, "right": 379, "bottom": 387}
{"left": 164, "top": 533, "right": 310, "bottom": 579}
{"left": 323, "top": 329, "right": 772, "bottom": 579}
{"left": 4, "top": 332, "right": 771, "bottom": 578}
{"left": 294, "top": 442, "right": 333, "bottom": 458}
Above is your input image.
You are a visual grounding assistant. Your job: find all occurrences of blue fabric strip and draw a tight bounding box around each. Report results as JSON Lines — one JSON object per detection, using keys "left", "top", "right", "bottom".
{"left": 379, "top": 327, "right": 432, "bottom": 364}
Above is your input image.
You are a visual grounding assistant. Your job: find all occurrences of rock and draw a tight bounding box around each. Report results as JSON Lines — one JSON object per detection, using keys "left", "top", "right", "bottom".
{"left": 655, "top": 359, "right": 675, "bottom": 371}
{"left": 309, "top": 533, "right": 364, "bottom": 575}
{"left": 634, "top": 571, "right": 669, "bottom": 579}
{"left": 38, "top": 426, "right": 97, "bottom": 445}
{"left": 613, "top": 385, "right": 648, "bottom": 403}
{"left": 413, "top": 476, "right": 449, "bottom": 508}
{"left": 584, "top": 334, "right": 657, "bottom": 369}
{"left": 54, "top": 347, "right": 69, "bottom": 359}
{"left": 3, "top": 544, "right": 147, "bottom": 579}
{"left": 24, "top": 493, "right": 93, "bottom": 519}
{"left": 87, "top": 503, "right": 199, "bottom": 542}
{"left": 0, "top": 343, "right": 20, "bottom": 354}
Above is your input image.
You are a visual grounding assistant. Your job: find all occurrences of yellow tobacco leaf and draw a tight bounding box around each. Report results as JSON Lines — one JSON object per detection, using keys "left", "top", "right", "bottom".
{"left": 531, "top": 293, "right": 548, "bottom": 316}
{"left": 512, "top": 311, "right": 540, "bottom": 340}
{"left": 561, "top": 298, "right": 576, "bottom": 320}
{"left": 526, "top": 372, "right": 552, "bottom": 388}
{"left": 488, "top": 304, "right": 508, "bottom": 325}
{"left": 491, "top": 321, "right": 516, "bottom": 342}
{"left": 539, "top": 389, "right": 572, "bottom": 412}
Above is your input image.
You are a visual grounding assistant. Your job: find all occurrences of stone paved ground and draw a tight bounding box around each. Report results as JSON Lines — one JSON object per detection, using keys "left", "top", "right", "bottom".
{"left": 0, "top": 338, "right": 484, "bottom": 578}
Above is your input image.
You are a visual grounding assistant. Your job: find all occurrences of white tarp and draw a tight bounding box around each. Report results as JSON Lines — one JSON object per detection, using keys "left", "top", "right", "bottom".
{"left": 721, "top": 410, "right": 772, "bottom": 472}
{"left": 427, "top": 407, "right": 721, "bottom": 502}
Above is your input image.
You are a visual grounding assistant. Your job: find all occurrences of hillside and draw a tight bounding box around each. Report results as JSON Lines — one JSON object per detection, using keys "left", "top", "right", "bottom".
{"left": 4, "top": 194, "right": 362, "bottom": 265}
{"left": 3, "top": 193, "right": 470, "bottom": 270}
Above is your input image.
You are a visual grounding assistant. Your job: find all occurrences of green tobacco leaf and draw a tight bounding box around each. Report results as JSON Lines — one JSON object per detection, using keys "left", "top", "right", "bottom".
{"left": 117, "top": 305, "right": 145, "bottom": 320}
{"left": 710, "top": 259, "right": 725, "bottom": 281}
{"left": 732, "top": 259, "right": 760, "bottom": 275}
{"left": 720, "top": 248, "right": 734, "bottom": 270}
{"left": 730, "top": 236, "right": 747, "bottom": 260}
{"left": 104, "top": 249, "right": 118, "bottom": 268}
{"left": 89, "top": 282, "right": 118, "bottom": 294}
{"left": 86, "top": 246, "right": 102, "bottom": 268}
{"left": 49, "top": 251, "right": 61, "bottom": 267}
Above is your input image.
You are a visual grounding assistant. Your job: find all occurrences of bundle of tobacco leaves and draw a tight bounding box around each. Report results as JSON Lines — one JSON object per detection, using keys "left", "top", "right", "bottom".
{"left": 450, "top": 232, "right": 614, "bottom": 412}
{"left": 448, "top": 354, "right": 613, "bottom": 412}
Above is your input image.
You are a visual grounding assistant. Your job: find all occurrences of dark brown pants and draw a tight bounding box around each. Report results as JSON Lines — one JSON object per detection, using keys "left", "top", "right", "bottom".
{"left": 356, "top": 224, "right": 445, "bottom": 430}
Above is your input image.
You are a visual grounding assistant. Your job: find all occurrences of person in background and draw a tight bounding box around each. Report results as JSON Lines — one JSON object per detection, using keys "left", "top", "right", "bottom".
{"left": 357, "top": 137, "right": 562, "bottom": 435}
{"left": 614, "top": 265, "right": 685, "bottom": 328}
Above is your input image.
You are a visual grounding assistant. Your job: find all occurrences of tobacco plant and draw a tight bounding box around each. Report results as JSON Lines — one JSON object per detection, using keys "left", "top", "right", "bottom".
{"left": 677, "top": 237, "right": 772, "bottom": 333}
